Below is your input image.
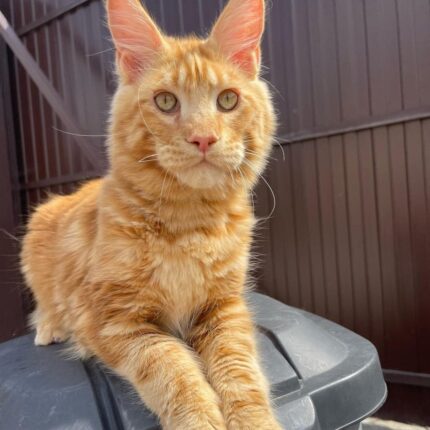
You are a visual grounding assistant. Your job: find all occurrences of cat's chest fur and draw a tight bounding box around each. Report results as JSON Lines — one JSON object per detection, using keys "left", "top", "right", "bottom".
{"left": 151, "top": 230, "right": 243, "bottom": 321}
{"left": 96, "top": 213, "right": 251, "bottom": 333}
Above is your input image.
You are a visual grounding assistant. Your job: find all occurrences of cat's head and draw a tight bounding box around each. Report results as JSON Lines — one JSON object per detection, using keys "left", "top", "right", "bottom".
{"left": 107, "top": 0, "right": 275, "bottom": 195}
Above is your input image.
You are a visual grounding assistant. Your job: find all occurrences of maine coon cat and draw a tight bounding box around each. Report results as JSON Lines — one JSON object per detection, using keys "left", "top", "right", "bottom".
{"left": 21, "top": 0, "right": 280, "bottom": 428}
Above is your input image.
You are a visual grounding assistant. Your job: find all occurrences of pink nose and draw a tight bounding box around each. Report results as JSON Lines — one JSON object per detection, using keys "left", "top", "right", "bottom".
{"left": 187, "top": 135, "right": 218, "bottom": 153}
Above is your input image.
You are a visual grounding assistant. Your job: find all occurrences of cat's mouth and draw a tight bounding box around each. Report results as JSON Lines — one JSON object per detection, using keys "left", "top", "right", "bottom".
{"left": 175, "top": 157, "right": 227, "bottom": 189}
{"left": 198, "top": 158, "right": 214, "bottom": 167}
{"left": 194, "top": 158, "right": 221, "bottom": 171}
{"left": 193, "top": 155, "right": 218, "bottom": 169}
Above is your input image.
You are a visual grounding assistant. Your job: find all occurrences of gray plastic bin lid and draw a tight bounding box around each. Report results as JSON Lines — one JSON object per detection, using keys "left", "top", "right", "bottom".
{"left": 0, "top": 293, "right": 386, "bottom": 430}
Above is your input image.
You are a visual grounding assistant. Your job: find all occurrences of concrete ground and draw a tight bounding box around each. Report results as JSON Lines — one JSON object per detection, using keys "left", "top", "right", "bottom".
{"left": 362, "top": 418, "right": 429, "bottom": 430}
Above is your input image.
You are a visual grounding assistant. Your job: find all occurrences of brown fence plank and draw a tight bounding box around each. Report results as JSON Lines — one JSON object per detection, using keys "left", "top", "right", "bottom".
{"left": 344, "top": 132, "right": 371, "bottom": 339}
{"left": 316, "top": 137, "right": 341, "bottom": 323}
{"left": 0, "top": 38, "right": 26, "bottom": 342}
{"left": 419, "top": 119, "right": 430, "bottom": 373}
{"left": 356, "top": 129, "right": 385, "bottom": 356}
{"left": 364, "top": 0, "right": 402, "bottom": 115}
{"left": 387, "top": 123, "right": 417, "bottom": 370}
{"left": 330, "top": 135, "right": 355, "bottom": 329}
{"left": 405, "top": 120, "right": 430, "bottom": 374}
{"left": 290, "top": 142, "right": 314, "bottom": 312}
{"left": 302, "top": 141, "right": 327, "bottom": 316}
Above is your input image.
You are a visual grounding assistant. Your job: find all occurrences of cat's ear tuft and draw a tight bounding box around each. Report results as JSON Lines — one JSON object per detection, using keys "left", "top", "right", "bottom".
{"left": 209, "top": 0, "right": 265, "bottom": 78}
{"left": 107, "top": 0, "right": 164, "bottom": 82}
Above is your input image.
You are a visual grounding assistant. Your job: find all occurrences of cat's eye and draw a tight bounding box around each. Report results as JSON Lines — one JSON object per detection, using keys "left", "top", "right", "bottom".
{"left": 217, "top": 89, "right": 239, "bottom": 112}
{"left": 154, "top": 92, "right": 178, "bottom": 113}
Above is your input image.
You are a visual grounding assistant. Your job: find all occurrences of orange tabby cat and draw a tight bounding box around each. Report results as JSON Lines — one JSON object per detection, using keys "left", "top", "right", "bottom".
{"left": 21, "top": 0, "right": 280, "bottom": 428}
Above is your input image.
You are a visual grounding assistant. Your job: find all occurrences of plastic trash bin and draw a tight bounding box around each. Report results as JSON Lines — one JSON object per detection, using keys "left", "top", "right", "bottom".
{"left": 0, "top": 293, "right": 386, "bottom": 429}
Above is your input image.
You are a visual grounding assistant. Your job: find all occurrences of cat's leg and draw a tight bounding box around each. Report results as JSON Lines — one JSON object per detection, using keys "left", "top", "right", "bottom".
{"left": 31, "top": 307, "right": 69, "bottom": 346}
{"left": 30, "top": 304, "right": 69, "bottom": 346}
{"left": 89, "top": 326, "right": 227, "bottom": 430}
{"left": 189, "top": 296, "right": 282, "bottom": 430}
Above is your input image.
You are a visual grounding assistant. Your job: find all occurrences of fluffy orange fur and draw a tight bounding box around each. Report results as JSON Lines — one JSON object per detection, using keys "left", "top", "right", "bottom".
{"left": 21, "top": 0, "right": 280, "bottom": 428}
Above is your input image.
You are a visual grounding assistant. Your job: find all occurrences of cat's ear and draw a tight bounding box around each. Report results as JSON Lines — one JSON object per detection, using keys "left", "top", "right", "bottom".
{"left": 107, "top": 0, "right": 164, "bottom": 82}
{"left": 209, "top": 0, "right": 265, "bottom": 78}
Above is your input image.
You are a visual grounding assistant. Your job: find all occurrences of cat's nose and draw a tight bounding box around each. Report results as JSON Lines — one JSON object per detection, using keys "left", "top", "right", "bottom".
{"left": 187, "top": 135, "right": 218, "bottom": 153}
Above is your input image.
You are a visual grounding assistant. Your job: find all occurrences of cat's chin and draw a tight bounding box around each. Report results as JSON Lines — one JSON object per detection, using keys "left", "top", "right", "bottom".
{"left": 175, "top": 162, "right": 228, "bottom": 190}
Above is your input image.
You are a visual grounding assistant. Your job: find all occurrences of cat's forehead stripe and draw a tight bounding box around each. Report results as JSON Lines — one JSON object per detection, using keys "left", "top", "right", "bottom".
{"left": 177, "top": 64, "right": 187, "bottom": 87}
{"left": 166, "top": 48, "right": 224, "bottom": 89}
{"left": 206, "top": 66, "right": 218, "bottom": 87}
{"left": 164, "top": 72, "right": 173, "bottom": 86}
{"left": 193, "top": 55, "right": 204, "bottom": 82}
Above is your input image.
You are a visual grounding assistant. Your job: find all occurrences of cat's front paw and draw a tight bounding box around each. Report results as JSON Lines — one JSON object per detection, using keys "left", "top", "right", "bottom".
{"left": 34, "top": 322, "right": 68, "bottom": 346}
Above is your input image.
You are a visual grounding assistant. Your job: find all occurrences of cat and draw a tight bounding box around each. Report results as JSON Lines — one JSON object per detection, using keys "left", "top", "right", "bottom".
{"left": 20, "top": 0, "right": 280, "bottom": 428}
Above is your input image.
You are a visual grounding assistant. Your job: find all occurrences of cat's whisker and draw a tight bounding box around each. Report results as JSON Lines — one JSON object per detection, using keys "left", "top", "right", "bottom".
{"left": 138, "top": 160, "right": 159, "bottom": 165}
{"left": 270, "top": 136, "right": 286, "bottom": 161}
{"left": 237, "top": 165, "right": 255, "bottom": 214}
{"left": 242, "top": 159, "right": 276, "bottom": 220}
{"left": 259, "top": 75, "right": 285, "bottom": 102}
{"left": 157, "top": 170, "right": 169, "bottom": 218}
{"left": 275, "top": 142, "right": 286, "bottom": 162}
{"left": 138, "top": 154, "right": 159, "bottom": 164}
{"left": 86, "top": 47, "right": 115, "bottom": 57}
{"left": 52, "top": 126, "right": 108, "bottom": 138}
{"left": 0, "top": 228, "right": 20, "bottom": 242}
{"left": 236, "top": 165, "right": 246, "bottom": 186}
{"left": 227, "top": 166, "right": 236, "bottom": 186}
{"left": 244, "top": 148, "right": 276, "bottom": 162}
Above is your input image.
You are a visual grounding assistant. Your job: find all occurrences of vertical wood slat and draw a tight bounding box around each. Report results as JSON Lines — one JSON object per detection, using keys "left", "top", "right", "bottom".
{"left": 316, "top": 137, "right": 341, "bottom": 323}
{"left": 307, "top": 0, "right": 342, "bottom": 127}
{"left": 0, "top": 36, "right": 26, "bottom": 342}
{"left": 396, "top": 0, "right": 420, "bottom": 110}
{"left": 344, "top": 132, "right": 370, "bottom": 338}
{"left": 364, "top": 0, "right": 402, "bottom": 115}
{"left": 411, "top": 0, "right": 430, "bottom": 107}
{"left": 419, "top": 119, "right": 430, "bottom": 373}
{"left": 290, "top": 1, "right": 315, "bottom": 132}
{"left": 45, "top": 8, "right": 64, "bottom": 194}
{"left": 388, "top": 123, "right": 417, "bottom": 370}
{"left": 334, "top": 0, "right": 371, "bottom": 121}
{"left": 302, "top": 141, "right": 326, "bottom": 316}
{"left": 330, "top": 136, "right": 355, "bottom": 329}
{"left": 21, "top": 0, "right": 40, "bottom": 205}
{"left": 51, "top": 0, "right": 71, "bottom": 186}
{"left": 356, "top": 130, "right": 385, "bottom": 358}
{"left": 290, "top": 143, "right": 314, "bottom": 311}
{"left": 404, "top": 120, "right": 430, "bottom": 374}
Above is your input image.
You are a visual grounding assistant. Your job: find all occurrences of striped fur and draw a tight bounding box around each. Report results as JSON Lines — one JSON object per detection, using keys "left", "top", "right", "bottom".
{"left": 21, "top": 0, "right": 280, "bottom": 428}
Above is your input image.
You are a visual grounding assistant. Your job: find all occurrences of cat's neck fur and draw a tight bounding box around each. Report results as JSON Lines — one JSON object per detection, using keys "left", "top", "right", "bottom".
{"left": 105, "top": 153, "right": 250, "bottom": 236}
{"left": 105, "top": 168, "right": 250, "bottom": 235}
